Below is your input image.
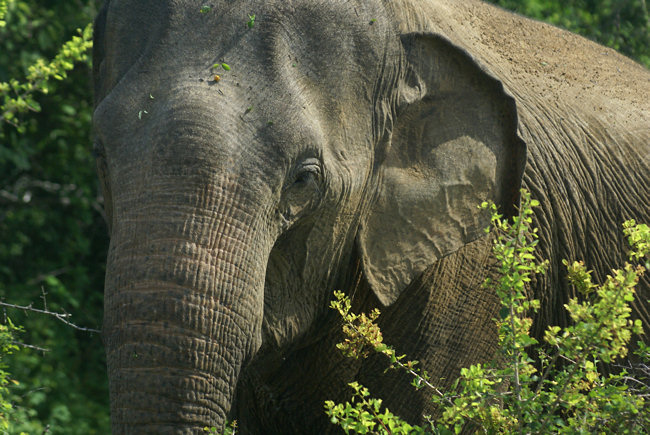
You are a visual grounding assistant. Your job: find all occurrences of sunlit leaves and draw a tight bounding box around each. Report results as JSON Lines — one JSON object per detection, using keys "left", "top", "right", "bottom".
{"left": 0, "top": 24, "right": 93, "bottom": 134}
{"left": 328, "top": 192, "right": 648, "bottom": 433}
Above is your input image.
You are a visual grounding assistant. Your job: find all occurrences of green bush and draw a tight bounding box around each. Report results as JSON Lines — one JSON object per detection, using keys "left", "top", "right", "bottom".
{"left": 326, "top": 190, "right": 649, "bottom": 434}
{"left": 0, "top": 0, "right": 107, "bottom": 432}
{"left": 0, "top": 319, "right": 21, "bottom": 432}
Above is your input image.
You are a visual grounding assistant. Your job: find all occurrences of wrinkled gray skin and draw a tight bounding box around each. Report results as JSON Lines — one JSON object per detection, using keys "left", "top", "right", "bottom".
{"left": 93, "top": 0, "right": 650, "bottom": 433}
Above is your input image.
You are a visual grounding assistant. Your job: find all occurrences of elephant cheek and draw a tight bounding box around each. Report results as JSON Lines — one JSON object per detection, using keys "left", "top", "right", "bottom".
{"left": 102, "top": 210, "right": 268, "bottom": 432}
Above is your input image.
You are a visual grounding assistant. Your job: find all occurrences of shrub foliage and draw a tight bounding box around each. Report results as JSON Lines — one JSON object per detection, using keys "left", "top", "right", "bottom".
{"left": 0, "top": 0, "right": 107, "bottom": 432}
{"left": 327, "top": 190, "right": 649, "bottom": 434}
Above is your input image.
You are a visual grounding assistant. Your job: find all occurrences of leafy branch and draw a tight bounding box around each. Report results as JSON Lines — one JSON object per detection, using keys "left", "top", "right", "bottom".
{"left": 0, "top": 21, "right": 93, "bottom": 133}
{"left": 0, "top": 317, "right": 20, "bottom": 431}
{"left": 0, "top": 0, "right": 8, "bottom": 28}
{"left": 330, "top": 292, "right": 445, "bottom": 398}
{"left": 326, "top": 190, "right": 649, "bottom": 434}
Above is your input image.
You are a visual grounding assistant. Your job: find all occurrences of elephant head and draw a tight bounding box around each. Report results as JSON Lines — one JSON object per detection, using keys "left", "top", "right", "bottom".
{"left": 93, "top": 0, "right": 524, "bottom": 432}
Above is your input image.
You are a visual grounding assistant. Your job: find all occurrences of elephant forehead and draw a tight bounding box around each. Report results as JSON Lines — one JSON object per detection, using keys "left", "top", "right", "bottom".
{"left": 99, "top": 0, "right": 392, "bottom": 94}
{"left": 95, "top": 0, "right": 395, "bottom": 171}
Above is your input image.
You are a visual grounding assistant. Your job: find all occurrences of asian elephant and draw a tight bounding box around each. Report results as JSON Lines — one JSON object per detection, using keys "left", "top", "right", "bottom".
{"left": 92, "top": 0, "right": 650, "bottom": 433}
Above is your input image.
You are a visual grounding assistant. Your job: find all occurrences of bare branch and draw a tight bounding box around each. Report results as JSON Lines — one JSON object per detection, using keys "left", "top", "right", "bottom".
{"left": 12, "top": 341, "right": 49, "bottom": 352}
{"left": 0, "top": 301, "right": 101, "bottom": 333}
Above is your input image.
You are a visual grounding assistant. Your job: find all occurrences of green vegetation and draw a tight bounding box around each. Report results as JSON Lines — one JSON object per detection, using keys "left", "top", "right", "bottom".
{"left": 0, "top": 0, "right": 107, "bottom": 433}
{"left": 0, "top": 319, "right": 21, "bottom": 431}
{"left": 205, "top": 420, "right": 238, "bottom": 434}
{"left": 0, "top": 24, "right": 92, "bottom": 133}
{"left": 327, "top": 191, "right": 649, "bottom": 433}
{"left": 213, "top": 63, "right": 231, "bottom": 71}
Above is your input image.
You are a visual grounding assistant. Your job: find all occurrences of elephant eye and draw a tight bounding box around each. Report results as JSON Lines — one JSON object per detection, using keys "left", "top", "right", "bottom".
{"left": 292, "top": 159, "right": 322, "bottom": 187}
{"left": 278, "top": 158, "right": 324, "bottom": 230}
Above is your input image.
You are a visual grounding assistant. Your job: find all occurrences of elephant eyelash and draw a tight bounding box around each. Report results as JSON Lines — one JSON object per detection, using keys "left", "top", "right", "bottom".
{"left": 285, "top": 158, "right": 323, "bottom": 190}
{"left": 294, "top": 165, "right": 321, "bottom": 184}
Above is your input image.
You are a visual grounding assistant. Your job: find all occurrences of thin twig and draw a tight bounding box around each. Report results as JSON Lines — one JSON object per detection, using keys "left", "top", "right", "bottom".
{"left": 347, "top": 320, "right": 448, "bottom": 399}
{"left": 0, "top": 301, "right": 100, "bottom": 333}
{"left": 533, "top": 347, "right": 562, "bottom": 397}
{"left": 11, "top": 341, "right": 49, "bottom": 352}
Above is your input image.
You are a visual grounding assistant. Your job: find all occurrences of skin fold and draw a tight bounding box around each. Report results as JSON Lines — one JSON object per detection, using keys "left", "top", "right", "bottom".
{"left": 92, "top": 0, "right": 649, "bottom": 433}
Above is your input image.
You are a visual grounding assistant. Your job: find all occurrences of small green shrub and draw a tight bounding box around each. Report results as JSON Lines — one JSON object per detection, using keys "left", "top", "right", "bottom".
{"left": 0, "top": 0, "right": 7, "bottom": 27}
{"left": 0, "top": 2, "right": 98, "bottom": 431}
{"left": 0, "top": 318, "right": 21, "bottom": 431}
{"left": 326, "top": 190, "right": 648, "bottom": 434}
{"left": 205, "top": 420, "right": 237, "bottom": 434}
{"left": 0, "top": 6, "right": 92, "bottom": 135}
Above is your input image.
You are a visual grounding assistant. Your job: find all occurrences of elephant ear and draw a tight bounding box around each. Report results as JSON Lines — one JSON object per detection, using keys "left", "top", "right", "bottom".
{"left": 358, "top": 33, "right": 525, "bottom": 306}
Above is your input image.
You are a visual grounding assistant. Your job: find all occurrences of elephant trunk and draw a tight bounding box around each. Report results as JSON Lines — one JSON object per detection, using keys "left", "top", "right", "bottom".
{"left": 103, "top": 185, "right": 268, "bottom": 433}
